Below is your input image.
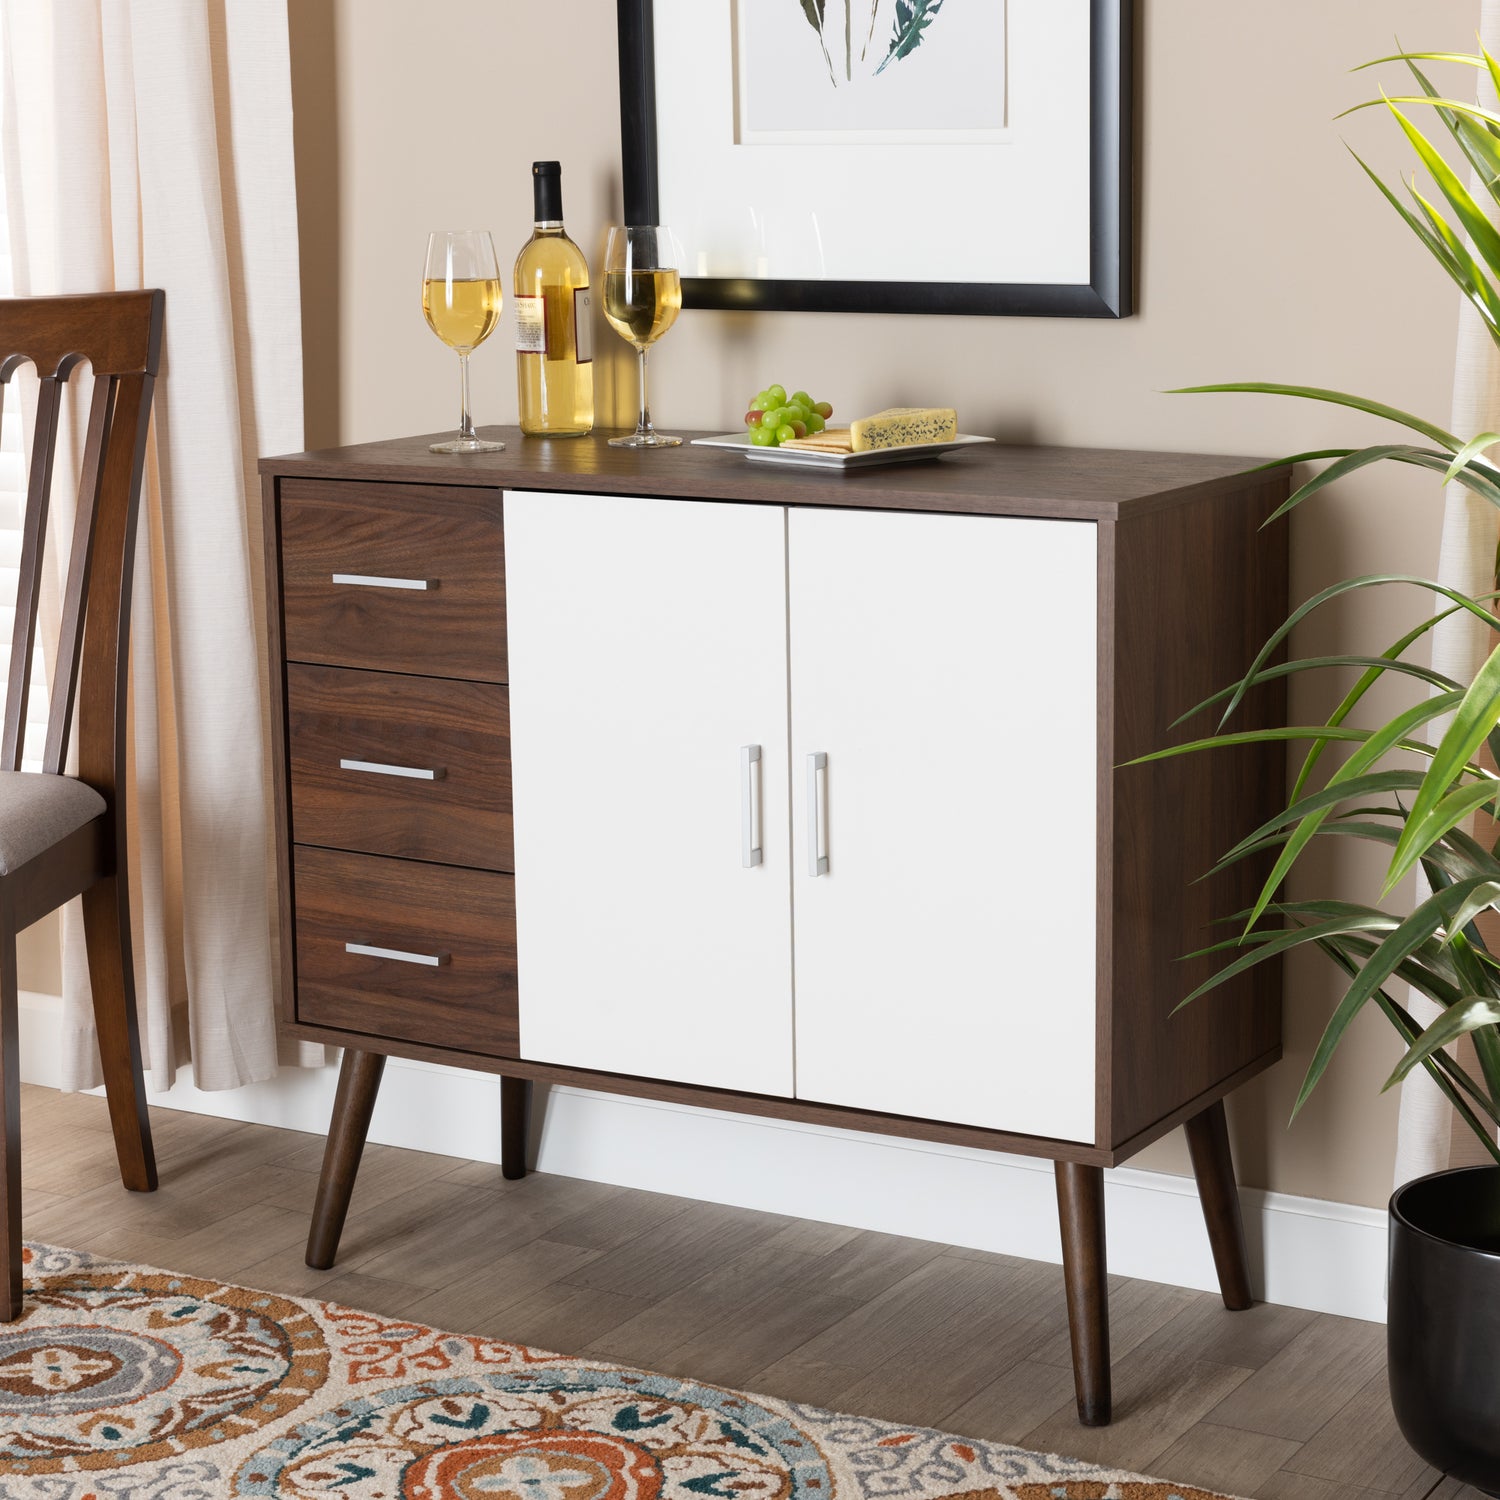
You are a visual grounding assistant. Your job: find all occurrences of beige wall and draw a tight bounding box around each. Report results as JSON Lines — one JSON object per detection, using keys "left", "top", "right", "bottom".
{"left": 277, "top": 0, "right": 1474, "bottom": 1210}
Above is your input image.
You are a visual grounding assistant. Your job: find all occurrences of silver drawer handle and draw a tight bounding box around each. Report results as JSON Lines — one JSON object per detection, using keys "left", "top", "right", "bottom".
{"left": 345, "top": 942, "right": 450, "bottom": 967}
{"left": 741, "top": 744, "right": 762, "bottom": 869}
{"left": 339, "top": 758, "right": 446, "bottom": 781}
{"left": 807, "top": 751, "right": 829, "bottom": 877}
{"left": 331, "top": 573, "right": 435, "bottom": 591}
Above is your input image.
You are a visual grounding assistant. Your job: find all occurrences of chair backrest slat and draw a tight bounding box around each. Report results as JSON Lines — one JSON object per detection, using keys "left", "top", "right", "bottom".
{"left": 43, "top": 372, "right": 115, "bottom": 775}
{"left": 0, "top": 291, "right": 164, "bottom": 801}
{"left": 2, "top": 373, "right": 62, "bottom": 772}
{"left": 75, "top": 368, "right": 153, "bottom": 798}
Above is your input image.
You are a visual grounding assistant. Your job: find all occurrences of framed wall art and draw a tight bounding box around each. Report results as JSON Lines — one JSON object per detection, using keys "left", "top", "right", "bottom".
{"left": 617, "top": 0, "right": 1133, "bottom": 318}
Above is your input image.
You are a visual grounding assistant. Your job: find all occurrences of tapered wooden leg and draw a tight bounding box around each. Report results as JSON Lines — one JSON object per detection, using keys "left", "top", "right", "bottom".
{"left": 0, "top": 935, "right": 21, "bottom": 1321}
{"left": 1056, "top": 1161, "right": 1111, "bottom": 1426}
{"left": 1185, "top": 1099, "right": 1253, "bottom": 1311}
{"left": 81, "top": 874, "right": 156, "bottom": 1193}
{"left": 306, "top": 1049, "right": 386, "bottom": 1270}
{"left": 501, "top": 1076, "right": 531, "bottom": 1180}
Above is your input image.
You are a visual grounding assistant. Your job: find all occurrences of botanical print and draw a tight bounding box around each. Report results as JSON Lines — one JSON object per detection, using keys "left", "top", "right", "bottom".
{"left": 740, "top": 0, "right": 1004, "bottom": 141}
{"left": 876, "top": 0, "right": 947, "bottom": 74}
{"left": 797, "top": 0, "right": 950, "bottom": 86}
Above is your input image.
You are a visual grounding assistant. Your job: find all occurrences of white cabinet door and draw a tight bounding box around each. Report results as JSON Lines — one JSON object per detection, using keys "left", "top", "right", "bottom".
{"left": 788, "top": 508, "right": 1098, "bottom": 1142}
{"left": 504, "top": 491, "right": 793, "bottom": 1095}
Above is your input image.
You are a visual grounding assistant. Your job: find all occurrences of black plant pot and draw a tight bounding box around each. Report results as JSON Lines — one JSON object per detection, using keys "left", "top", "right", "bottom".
{"left": 1388, "top": 1164, "right": 1500, "bottom": 1495}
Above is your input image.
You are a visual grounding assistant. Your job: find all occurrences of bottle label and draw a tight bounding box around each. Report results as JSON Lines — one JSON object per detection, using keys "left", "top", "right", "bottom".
{"left": 574, "top": 287, "right": 594, "bottom": 364}
{"left": 515, "top": 295, "right": 546, "bottom": 354}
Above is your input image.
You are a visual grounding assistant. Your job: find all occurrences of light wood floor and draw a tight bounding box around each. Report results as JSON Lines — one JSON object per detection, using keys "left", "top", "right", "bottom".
{"left": 14, "top": 1084, "right": 1480, "bottom": 1500}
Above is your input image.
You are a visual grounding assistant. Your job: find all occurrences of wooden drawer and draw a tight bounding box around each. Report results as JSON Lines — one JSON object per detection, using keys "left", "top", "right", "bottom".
{"left": 288, "top": 663, "right": 512, "bottom": 870}
{"left": 293, "top": 846, "right": 517, "bottom": 1056}
{"left": 279, "top": 479, "right": 506, "bottom": 680}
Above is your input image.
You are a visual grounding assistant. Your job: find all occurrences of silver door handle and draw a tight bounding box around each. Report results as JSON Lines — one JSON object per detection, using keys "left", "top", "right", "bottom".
{"left": 741, "top": 744, "right": 763, "bottom": 868}
{"left": 340, "top": 758, "right": 446, "bottom": 781}
{"left": 345, "top": 942, "right": 450, "bottom": 967}
{"left": 806, "top": 751, "right": 828, "bottom": 877}
{"left": 331, "top": 573, "right": 435, "bottom": 590}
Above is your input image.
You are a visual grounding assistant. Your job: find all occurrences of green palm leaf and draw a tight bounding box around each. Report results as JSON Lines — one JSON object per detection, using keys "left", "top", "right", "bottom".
{"left": 1394, "top": 58, "right": 1500, "bottom": 195}
{"left": 1286, "top": 613, "right": 1468, "bottom": 801}
{"left": 1293, "top": 878, "right": 1497, "bottom": 1118}
{"left": 1348, "top": 148, "right": 1500, "bottom": 334}
{"left": 1209, "top": 574, "right": 1500, "bottom": 731}
{"left": 1437, "top": 882, "right": 1500, "bottom": 950}
{"left": 1246, "top": 693, "right": 1468, "bottom": 929}
{"left": 1168, "top": 382, "right": 1462, "bottom": 450}
{"left": 1174, "top": 653, "right": 1456, "bottom": 736}
{"left": 1442, "top": 429, "right": 1500, "bottom": 485}
{"left": 1386, "top": 995, "right": 1500, "bottom": 1087}
{"left": 1387, "top": 641, "right": 1500, "bottom": 890}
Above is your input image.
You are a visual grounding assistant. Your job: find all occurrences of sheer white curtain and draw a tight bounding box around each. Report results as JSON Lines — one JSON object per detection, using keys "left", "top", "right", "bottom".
{"left": 0, "top": 0, "right": 322, "bottom": 1090}
{"left": 1392, "top": 0, "right": 1500, "bottom": 1186}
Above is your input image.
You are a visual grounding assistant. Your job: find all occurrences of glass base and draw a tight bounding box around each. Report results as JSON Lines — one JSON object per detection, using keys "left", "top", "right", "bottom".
{"left": 429, "top": 436, "right": 506, "bottom": 453}
{"left": 608, "top": 431, "right": 681, "bottom": 449}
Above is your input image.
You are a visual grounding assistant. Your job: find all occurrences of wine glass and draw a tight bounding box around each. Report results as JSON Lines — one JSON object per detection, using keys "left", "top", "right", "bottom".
{"left": 602, "top": 225, "right": 683, "bottom": 448}
{"left": 422, "top": 230, "right": 505, "bottom": 453}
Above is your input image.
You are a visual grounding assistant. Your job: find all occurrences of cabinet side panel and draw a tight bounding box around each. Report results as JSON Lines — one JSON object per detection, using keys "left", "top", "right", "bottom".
{"left": 504, "top": 489, "right": 795, "bottom": 1097}
{"left": 1107, "top": 476, "right": 1289, "bottom": 1149}
{"left": 790, "top": 508, "right": 1099, "bottom": 1143}
{"left": 262, "top": 474, "right": 297, "bottom": 1027}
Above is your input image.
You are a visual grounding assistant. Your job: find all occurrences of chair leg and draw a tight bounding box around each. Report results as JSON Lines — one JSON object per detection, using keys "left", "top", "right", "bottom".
{"left": 1185, "top": 1099, "right": 1253, "bottom": 1311}
{"left": 0, "top": 935, "right": 20, "bottom": 1320}
{"left": 81, "top": 874, "right": 157, "bottom": 1193}
{"left": 501, "top": 1076, "right": 531, "bottom": 1180}
{"left": 1055, "top": 1160, "right": 1112, "bottom": 1426}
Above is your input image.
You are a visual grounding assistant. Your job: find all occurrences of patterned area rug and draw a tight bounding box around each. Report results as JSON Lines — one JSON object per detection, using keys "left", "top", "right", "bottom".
{"left": 0, "top": 1243, "right": 1242, "bottom": 1500}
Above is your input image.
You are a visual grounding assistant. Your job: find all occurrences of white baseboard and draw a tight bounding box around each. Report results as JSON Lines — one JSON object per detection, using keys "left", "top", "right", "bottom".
{"left": 17, "top": 991, "right": 1388, "bottom": 1323}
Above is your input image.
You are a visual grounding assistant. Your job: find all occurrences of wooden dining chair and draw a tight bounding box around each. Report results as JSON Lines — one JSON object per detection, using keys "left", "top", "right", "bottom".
{"left": 0, "top": 290, "right": 165, "bottom": 1319}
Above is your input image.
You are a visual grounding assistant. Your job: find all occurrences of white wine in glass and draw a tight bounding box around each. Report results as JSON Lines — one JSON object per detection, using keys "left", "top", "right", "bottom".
{"left": 602, "top": 225, "right": 683, "bottom": 449}
{"left": 423, "top": 230, "right": 505, "bottom": 454}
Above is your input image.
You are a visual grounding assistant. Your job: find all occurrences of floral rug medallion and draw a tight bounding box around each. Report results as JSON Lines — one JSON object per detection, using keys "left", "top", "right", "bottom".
{"left": 0, "top": 1245, "right": 1242, "bottom": 1500}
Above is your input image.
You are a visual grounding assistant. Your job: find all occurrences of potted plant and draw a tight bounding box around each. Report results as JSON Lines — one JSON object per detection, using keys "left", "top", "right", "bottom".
{"left": 1154, "top": 48, "right": 1500, "bottom": 1493}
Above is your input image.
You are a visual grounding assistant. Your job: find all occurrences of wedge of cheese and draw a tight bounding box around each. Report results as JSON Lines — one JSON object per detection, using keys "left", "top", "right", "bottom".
{"left": 850, "top": 407, "right": 958, "bottom": 452}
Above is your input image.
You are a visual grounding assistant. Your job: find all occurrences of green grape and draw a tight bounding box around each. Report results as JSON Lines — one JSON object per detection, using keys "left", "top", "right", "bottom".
{"left": 746, "top": 385, "right": 840, "bottom": 441}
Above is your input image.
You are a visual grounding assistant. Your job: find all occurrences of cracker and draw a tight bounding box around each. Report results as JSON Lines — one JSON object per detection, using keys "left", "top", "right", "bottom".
{"left": 780, "top": 428, "right": 853, "bottom": 452}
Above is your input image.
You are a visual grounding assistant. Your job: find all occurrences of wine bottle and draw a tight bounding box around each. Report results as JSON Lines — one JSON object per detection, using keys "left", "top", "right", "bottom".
{"left": 514, "top": 161, "right": 594, "bottom": 436}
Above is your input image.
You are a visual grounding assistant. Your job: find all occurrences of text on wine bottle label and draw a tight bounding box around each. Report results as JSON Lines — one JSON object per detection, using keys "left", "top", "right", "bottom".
{"left": 515, "top": 294, "right": 547, "bottom": 354}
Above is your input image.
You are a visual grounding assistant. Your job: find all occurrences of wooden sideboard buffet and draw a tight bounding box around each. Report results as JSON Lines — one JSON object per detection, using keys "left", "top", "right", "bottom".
{"left": 259, "top": 429, "right": 1289, "bottom": 1427}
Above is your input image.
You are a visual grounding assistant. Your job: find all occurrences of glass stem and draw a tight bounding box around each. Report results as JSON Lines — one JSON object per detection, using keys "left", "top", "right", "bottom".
{"left": 636, "top": 347, "right": 653, "bottom": 437}
{"left": 458, "top": 351, "right": 476, "bottom": 440}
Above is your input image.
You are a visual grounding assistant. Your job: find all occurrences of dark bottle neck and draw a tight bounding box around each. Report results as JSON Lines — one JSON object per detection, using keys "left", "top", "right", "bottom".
{"left": 533, "top": 164, "right": 564, "bottom": 225}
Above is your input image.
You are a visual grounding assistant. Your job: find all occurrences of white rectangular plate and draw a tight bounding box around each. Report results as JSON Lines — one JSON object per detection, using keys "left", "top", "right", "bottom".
{"left": 691, "top": 431, "right": 996, "bottom": 470}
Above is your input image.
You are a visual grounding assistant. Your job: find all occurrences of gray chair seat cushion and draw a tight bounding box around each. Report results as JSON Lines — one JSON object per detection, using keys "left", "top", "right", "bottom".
{"left": 0, "top": 772, "right": 105, "bottom": 875}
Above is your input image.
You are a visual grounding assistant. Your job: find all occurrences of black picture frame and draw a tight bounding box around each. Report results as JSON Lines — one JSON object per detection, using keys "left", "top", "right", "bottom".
{"left": 617, "top": 0, "right": 1134, "bottom": 318}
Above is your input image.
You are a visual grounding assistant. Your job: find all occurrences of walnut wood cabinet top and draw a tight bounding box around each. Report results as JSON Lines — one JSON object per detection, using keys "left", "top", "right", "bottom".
{"left": 260, "top": 428, "right": 1280, "bottom": 521}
